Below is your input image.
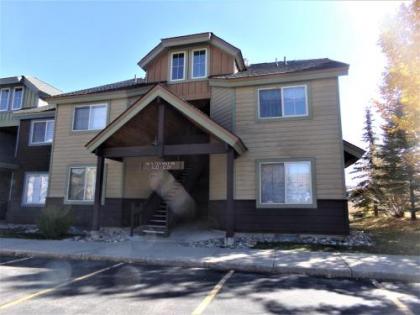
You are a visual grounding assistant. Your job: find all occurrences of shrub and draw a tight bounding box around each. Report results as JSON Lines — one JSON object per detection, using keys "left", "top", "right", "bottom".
{"left": 37, "top": 206, "right": 73, "bottom": 239}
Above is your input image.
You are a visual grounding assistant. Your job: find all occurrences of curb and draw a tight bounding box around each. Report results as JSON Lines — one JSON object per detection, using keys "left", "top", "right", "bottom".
{"left": 1, "top": 249, "right": 419, "bottom": 282}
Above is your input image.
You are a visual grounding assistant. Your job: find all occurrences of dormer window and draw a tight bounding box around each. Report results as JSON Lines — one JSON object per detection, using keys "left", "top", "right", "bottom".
{"left": 191, "top": 49, "right": 207, "bottom": 79}
{"left": 12, "top": 87, "right": 24, "bottom": 110}
{"left": 170, "top": 51, "right": 186, "bottom": 81}
{"left": 0, "top": 88, "right": 10, "bottom": 111}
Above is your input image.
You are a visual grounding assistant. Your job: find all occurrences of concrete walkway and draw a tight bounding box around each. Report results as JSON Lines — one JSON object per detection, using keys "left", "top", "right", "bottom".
{"left": 0, "top": 237, "right": 419, "bottom": 282}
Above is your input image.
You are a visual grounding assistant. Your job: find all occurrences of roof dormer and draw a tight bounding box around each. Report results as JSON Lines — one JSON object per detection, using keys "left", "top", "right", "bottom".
{"left": 138, "top": 32, "right": 246, "bottom": 83}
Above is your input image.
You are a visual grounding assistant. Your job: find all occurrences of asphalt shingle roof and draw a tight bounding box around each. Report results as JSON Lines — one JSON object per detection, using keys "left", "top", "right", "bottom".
{"left": 212, "top": 58, "right": 348, "bottom": 79}
{"left": 54, "top": 78, "right": 149, "bottom": 98}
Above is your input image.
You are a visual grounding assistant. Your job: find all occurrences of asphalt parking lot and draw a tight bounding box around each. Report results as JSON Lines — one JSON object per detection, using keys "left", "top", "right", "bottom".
{"left": 0, "top": 255, "right": 419, "bottom": 315}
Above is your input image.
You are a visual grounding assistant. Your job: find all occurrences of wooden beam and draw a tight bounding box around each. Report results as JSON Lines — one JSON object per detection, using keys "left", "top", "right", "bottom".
{"left": 102, "top": 143, "right": 227, "bottom": 158}
{"left": 157, "top": 98, "right": 165, "bottom": 156}
{"left": 92, "top": 155, "right": 105, "bottom": 230}
{"left": 103, "top": 146, "right": 159, "bottom": 158}
{"left": 164, "top": 143, "right": 227, "bottom": 155}
{"left": 226, "top": 148, "right": 234, "bottom": 237}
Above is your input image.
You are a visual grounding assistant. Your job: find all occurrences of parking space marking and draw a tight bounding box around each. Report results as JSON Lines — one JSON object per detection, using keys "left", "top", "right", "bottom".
{"left": 0, "top": 257, "right": 33, "bottom": 266}
{"left": 372, "top": 280, "right": 414, "bottom": 315}
{"left": 0, "top": 262, "right": 124, "bottom": 311}
{"left": 192, "top": 270, "right": 234, "bottom": 315}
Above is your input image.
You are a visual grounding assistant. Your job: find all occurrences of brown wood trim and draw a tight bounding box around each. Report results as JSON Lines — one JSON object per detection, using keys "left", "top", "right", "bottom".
{"left": 157, "top": 98, "right": 165, "bottom": 156}
{"left": 163, "top": 143, "right": 227, "bottom": 155}
{"left": 102, "top": 143, "right": 227, "bottom": 158}
{"left": 226, "top": 148, "right": 234, "bottom": 237}
{"left": 92, "top": 155, "right": 104, "bottom": 230}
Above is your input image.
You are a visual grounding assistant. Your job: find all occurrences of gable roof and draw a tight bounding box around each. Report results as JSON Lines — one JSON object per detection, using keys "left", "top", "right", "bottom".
{"left": 138, "top": 32, "right": 246, "bottom": 71}
{"left": 0, "top": 76, "right": 62, "bottom": 98}
{"left": 86, "top": 84, "right": 247, "bottom": 155}
{"left": 212, "top": 58, "right": 349, "bottom": 80}
{"left": 50, "top": 78, "right": 150, "bottom": 98}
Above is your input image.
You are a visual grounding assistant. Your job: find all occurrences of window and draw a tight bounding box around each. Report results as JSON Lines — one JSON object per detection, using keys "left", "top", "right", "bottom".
{"left": 171, "top": 52, "right": 185, "bottom": 81}
{"left": 23, "top": 173, "right": 48, "bottom": 205}
{"left": 0, "top": 88, "right": 10, "bottom": 111}
{"left": 73, "top": 104, "right": 107, "bottom": 131}
{"left": 30, "top": 120, "right": 54, "bottom": 145}
{"left": 12, "top": 87, "right": 24, "bottom": 110}
{"left": 258, "top": 85, "right": 308, "bottom": 119}
{"left": 259, "top": 160, "right": 313, "bottom": 206}
{"left": 67, "top": 166, "right": 96, "bottom": 202}
{"left": 191, "top": 49, "right": 207, "bottom": 78}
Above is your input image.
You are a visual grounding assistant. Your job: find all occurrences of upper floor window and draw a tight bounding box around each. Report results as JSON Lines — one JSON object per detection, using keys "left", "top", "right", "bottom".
{"left": 73, "top": 104, "right": 107, "bottom": 131}
{"left": 258, "top": 160, "right": 313, "bottom": 207}
{"left": 258, "top": 85, "right": 308, "bottom": 119}
{"left": 12, "top": 87, "right": 24, "bottom": 110}
{"left": 171, "top": 52, "right": 185, "bottom": 81}
{"left": 30, "top": 119, "right": 54, "bottom": 145}
{"left": 0, "top": 88, "right": 10, "bottom": 111}
{"left": 191, "top": 49, "right": 207, "bottom": 79}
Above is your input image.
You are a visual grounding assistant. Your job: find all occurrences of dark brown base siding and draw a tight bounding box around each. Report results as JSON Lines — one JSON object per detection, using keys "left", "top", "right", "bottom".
{"left": 209, "top": 199, "right": 350, "bottom": 235}
{"left": 44, "top": 198, "right": 144, "bottom": 228}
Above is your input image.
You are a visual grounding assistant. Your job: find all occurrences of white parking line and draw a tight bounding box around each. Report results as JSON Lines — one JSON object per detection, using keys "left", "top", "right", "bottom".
{"left": 372, "top": 280, "right": 414, "bottom": 315}
{"left": 0, "top": 257, "right": 33, "bottom": 266}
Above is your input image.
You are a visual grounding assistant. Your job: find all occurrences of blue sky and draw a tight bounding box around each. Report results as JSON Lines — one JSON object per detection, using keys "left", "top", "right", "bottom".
{"left": 0, "top": 0, "right": 406, "bottom": 151}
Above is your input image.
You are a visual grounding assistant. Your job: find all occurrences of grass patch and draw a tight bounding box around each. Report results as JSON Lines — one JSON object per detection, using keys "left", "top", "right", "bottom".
{"left": 350, "top": 214, "right": 420, "bottom": 256}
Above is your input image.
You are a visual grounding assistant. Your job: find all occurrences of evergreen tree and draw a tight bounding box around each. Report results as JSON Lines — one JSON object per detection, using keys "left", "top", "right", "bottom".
{"left": 350, "top": 108, "right": 381, "bottom": 215}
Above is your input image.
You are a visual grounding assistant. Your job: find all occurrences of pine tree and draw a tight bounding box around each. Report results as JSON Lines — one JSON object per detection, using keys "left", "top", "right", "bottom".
{"left": 350, "top": 108, "right": 381, "bottom": 215}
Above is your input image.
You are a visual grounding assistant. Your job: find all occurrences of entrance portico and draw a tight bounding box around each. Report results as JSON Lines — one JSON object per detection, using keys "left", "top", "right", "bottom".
{"left": 85, "top": 84, "right": 246, "bottom": 237}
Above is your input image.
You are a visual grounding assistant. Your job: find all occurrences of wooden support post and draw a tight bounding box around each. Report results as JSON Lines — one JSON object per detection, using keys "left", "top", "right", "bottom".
{"left": 226, "top": 148, "right": 235, "bottom": 238}
{"left": 92, "top": 154, "right": 105, "bottom": 231}
{"left": 157, "top": 97, "right": 165, "bottom": 157}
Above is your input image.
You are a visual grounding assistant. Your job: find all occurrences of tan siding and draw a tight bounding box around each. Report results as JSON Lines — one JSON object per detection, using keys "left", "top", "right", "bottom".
{"left": 210, "top": 87, "right": 234, "bottom": 131}
{"left": 209, "top": 154, "right": 227, "bottom": 200}
{"left": 49, "top": 97, "right": 128, "bottom": 198}
{"left": 228, "top": 78, "right": 345, "bottom": 200}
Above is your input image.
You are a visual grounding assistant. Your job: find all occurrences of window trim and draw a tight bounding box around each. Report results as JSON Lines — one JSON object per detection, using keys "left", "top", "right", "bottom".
{"left": 191, "top": 48, "right": 208, "bottom": 79}
{"left": 257, "top": 84, "right": 309, "bottom": 120}
{"left": 65, "top": 165, "right": 97, "bottom": 204}
{"left": 256, "top": 158, "right": 317, "bottom": 209}
{"left": 72, "top": 103, "right": 108, "bottom": 132}
{"left": 22, "top": 172, "right": 48, "bottom": 207}
{"left": 29, "top": 119, "right": 55, "bottom": 146}
{"left": 11, "top": 87, "right": 24, "bottom": 111}
{"left": 0, "top": 88, "right": 11, "bottom": 111}
{"left": 169, "top": 50, "right": 187, "bottom": 82}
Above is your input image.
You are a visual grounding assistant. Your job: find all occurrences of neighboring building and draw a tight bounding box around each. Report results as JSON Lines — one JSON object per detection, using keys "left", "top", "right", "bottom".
{"left": 0, "top": 76, "right": 61, "bottom": 222}
{"left": 42, "top": 32, "right": 363, "bottom": 236}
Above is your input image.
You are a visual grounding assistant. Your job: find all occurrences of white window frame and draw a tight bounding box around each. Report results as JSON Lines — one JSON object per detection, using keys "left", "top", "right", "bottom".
{"left": 65, "top": 166, "right": 96, "bottom": 204}
{"left": 11, "top": 87, "right": 24, "bottom": 110}
{"left": 170, "top": 50, "right": 186, "bottom": 82}
{"left": 257, "top": 159, "right": 315, "bottom": 208}
{"left": 191, "top": 48, "right": 208, "bottom": 79}
{"left": 257, "top": 85, "right": 308, "bottom": 119}
{"left": 72, "top": 103, "right": 108, "bottom": 132}
{"left": 29, "top": 119, "right": 55, "bottom": 145}
{"left": 0, "top": 88, "right": 11, "bottom": 111}
{"left": 22, "top": 172, "right": 48, "bottom": 206}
